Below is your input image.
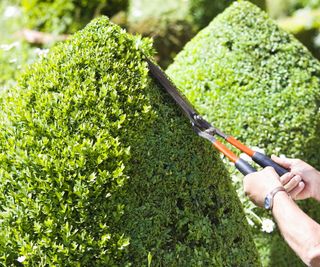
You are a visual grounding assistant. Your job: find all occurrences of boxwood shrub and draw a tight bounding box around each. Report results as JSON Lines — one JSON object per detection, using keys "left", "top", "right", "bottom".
{"left": 0, "top": 17, "right": 260, "bottom": 266}
{"left": 166, "top": 1, "right": 320, "bottom": 266}
{"left": 20, "top": 0, "right": 128, "bottom": 34}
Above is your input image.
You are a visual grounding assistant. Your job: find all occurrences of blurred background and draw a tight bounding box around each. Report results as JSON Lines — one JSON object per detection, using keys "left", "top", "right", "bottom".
{"left": 2, "top": 0, "right": 320, "bottom": 91}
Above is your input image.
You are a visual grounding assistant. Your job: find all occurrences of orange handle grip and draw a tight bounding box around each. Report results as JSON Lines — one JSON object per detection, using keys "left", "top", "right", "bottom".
{"left": 226, "top": 136, "right": 254, "bottom": 157}
{"left": 212, "top": 140, "right": 238, "bottom": 162}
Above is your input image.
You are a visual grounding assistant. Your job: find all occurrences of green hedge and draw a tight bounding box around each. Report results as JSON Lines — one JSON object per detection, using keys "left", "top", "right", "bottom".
{"left": 20, "top": 0, "right": 128, "bottom": 34}
{"left": 0, "top": 17, "right": 260, "bottom": 266}
{"left": 167, "top": 1, "right": 320, "bottom": 266}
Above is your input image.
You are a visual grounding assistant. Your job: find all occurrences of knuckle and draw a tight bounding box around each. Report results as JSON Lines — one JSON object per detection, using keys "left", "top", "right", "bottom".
{"left": 294, "top": 175, "right": 302, "bottom": 182}
{"left": 265, "top": 166, "right": 276, "bottom": 174}
{"left": 265, "top": 166, "right": 273, "bottom": 172}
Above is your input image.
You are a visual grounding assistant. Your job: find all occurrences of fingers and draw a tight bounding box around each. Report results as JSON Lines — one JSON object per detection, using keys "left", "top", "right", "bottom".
{"left": 280, "top": 172, "right": 295, "bottom": 185}
{"left": 283, "top": 174, "right": 302, "bottom": 192}
{"left": 271, "top": 155, "right": 292, "bottom": 169}
{"left": 288, "top": 181, "right": 305, "bottom": 200}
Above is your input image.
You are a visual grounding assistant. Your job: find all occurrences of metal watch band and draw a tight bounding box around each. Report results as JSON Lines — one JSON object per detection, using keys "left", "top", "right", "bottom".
{"left": 264, "top": 186, "right": 286, "bottom": 210}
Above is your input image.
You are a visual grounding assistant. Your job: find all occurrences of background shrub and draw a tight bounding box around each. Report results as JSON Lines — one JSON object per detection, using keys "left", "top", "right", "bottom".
{"left": 167, "top": 1, "right": 320, "bottom": 266}
{"left": 20, "top": 0, "right": 128, "bottom": 34}
{"left": 266, "top": 0, "right": 320, "bottom": 18}
{"left": 266, "top": 0, "right": 320, "bottom": 59}
{"left": 0, "top": 0, "right": 38, "bottom": 90}
{"left": 0, "top": 16, "right": 260, "bottom": 266}
{"left": 127, "top": 0, "right": 237, "bottom": 68}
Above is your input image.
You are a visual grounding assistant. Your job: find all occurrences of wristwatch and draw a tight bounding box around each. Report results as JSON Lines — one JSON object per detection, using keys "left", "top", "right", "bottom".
{"left": 264, "top": 186, "right": 286, "bottom": 210}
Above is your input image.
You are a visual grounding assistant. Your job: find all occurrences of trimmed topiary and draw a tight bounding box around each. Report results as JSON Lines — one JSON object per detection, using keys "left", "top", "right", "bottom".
{"left": 0, "top": 17, "right": 260, "bottom": 265}
{"left": 166, "top": 1, "right": 320, "bottom": 266}
{"left": 20, "top": 0, "right": 128, "bottom": 34}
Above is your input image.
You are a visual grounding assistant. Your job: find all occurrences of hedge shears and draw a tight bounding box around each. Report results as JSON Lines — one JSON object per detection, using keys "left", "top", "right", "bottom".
{"left": 145, "top": 57, "right": 288, "bottom": 176}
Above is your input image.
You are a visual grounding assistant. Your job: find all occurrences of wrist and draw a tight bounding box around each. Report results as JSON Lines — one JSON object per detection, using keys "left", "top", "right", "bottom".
{"left": 271, "top": 190, "right": 291, "bottom": 213}
{"left": 265, "top": 181, "right": 283, "bottom": 196}
{"left": 312, "top": 171, "right": 320, "bottom": 202}
{"left": 264, "top": 186, "right": 286, "bottom": 210}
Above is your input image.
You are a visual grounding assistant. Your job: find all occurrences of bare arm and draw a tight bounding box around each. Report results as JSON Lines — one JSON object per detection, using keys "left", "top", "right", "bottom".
{"left": 272, "top": 191, "right": 320, "bottom": 266}
{"left": 244, "top": 167, "right": 320, "bottom": 266}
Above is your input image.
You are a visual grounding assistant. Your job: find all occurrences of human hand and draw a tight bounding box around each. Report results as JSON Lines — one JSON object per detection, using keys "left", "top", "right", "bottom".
{"left": 244, "top": 167, "right": 283, "bottom": 207}
{"left": 272, "top": 155, "right": 320, "bottom": 201}
{"left": 277, "top": 171, "right": 305, "bottom": 200}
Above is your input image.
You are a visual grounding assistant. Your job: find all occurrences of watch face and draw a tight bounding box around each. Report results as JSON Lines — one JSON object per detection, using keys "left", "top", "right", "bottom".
{"left": 264, "top": 195, "right": 272, "bottom": 210}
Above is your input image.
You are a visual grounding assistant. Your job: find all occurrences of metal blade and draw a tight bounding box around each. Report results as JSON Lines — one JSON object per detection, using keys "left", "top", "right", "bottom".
{"left": 145, "top": 57, "right": 212, "bottom": 130}
{"left": 145, "top": 57, "right": 197, "bottom": 118}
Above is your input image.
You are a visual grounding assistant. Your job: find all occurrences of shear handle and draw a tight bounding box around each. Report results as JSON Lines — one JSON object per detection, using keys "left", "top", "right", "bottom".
{"left": 226, "top": 136, "right": 288, "bottom": 176}
{"left": 197, "top": 129, "right": 256, "bottom": 175}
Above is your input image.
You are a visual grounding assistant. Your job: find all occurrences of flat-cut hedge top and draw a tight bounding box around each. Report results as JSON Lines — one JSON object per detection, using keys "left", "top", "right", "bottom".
{"left": 0, "top": 17, "right": 260, "bottom": 266}
{"left": 167, "top": 0, "right": 320, "bottom": 168}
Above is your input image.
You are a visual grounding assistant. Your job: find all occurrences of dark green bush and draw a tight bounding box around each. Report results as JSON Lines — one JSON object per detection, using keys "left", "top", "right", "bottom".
{"left": 20, "top": 0, "right": 128, "bottom": 34}
{"left": 127, "top": 0, "right": 236, "bottom": 68}
{"left": 167, "top": 1, "right": 320, "bottom": 266}
{"left": 0, "top": 17, "right": 260, "bottom": 266}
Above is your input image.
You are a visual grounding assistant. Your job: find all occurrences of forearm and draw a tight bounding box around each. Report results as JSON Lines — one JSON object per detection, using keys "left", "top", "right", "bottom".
{"left": 315, "top": 170, "right": 320, "bottom": 202}
{"left": 273, "top": 192, "right": 320, "bottom": 266}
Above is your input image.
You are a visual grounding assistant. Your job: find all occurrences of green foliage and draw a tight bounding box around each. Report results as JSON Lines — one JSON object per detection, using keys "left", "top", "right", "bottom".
{"left": 0, "top": 41, "right": 36, "bottom": 88}
{"left": 283, "top": 0, "right": 320, "bottom": 16}
{"left": 127, "top": 0, "right": 235, "bottom": 68}
{"left": 266, "top": 0, "right": 320, "bottom": 19}
{"left": 291, "top": 0, "right": 320, "bottom": 10}
{"left": 0, "top": 1, "right": 38, "bottom": 89}
{"left": 20, "top": 0, "right": 128, "bottom": 33}
{"left": 128, "top": 0, "right": 233, "bottom": 31}
{"left": 269, "top": 0, "right": 320, "bottom": 60}
{"left": 167, "top": 1, "right": 320, "bottom": 266}
{"left": 0, "top": 16, "right": 260, "bottom": 265}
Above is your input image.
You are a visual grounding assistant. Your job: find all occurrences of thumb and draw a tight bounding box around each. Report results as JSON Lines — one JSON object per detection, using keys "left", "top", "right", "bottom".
{"left": 271, "top": 154, "right": 292, "bottom": 169}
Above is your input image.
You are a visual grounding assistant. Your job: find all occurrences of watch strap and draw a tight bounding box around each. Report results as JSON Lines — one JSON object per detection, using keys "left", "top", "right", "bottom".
{"left": 265, "top": 186, "right": 286, "bottom": 210}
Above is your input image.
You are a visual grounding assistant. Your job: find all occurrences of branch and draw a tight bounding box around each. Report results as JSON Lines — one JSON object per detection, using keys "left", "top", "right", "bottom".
{"left": 16, "top": 29, "right": 69, "bottom": 45}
